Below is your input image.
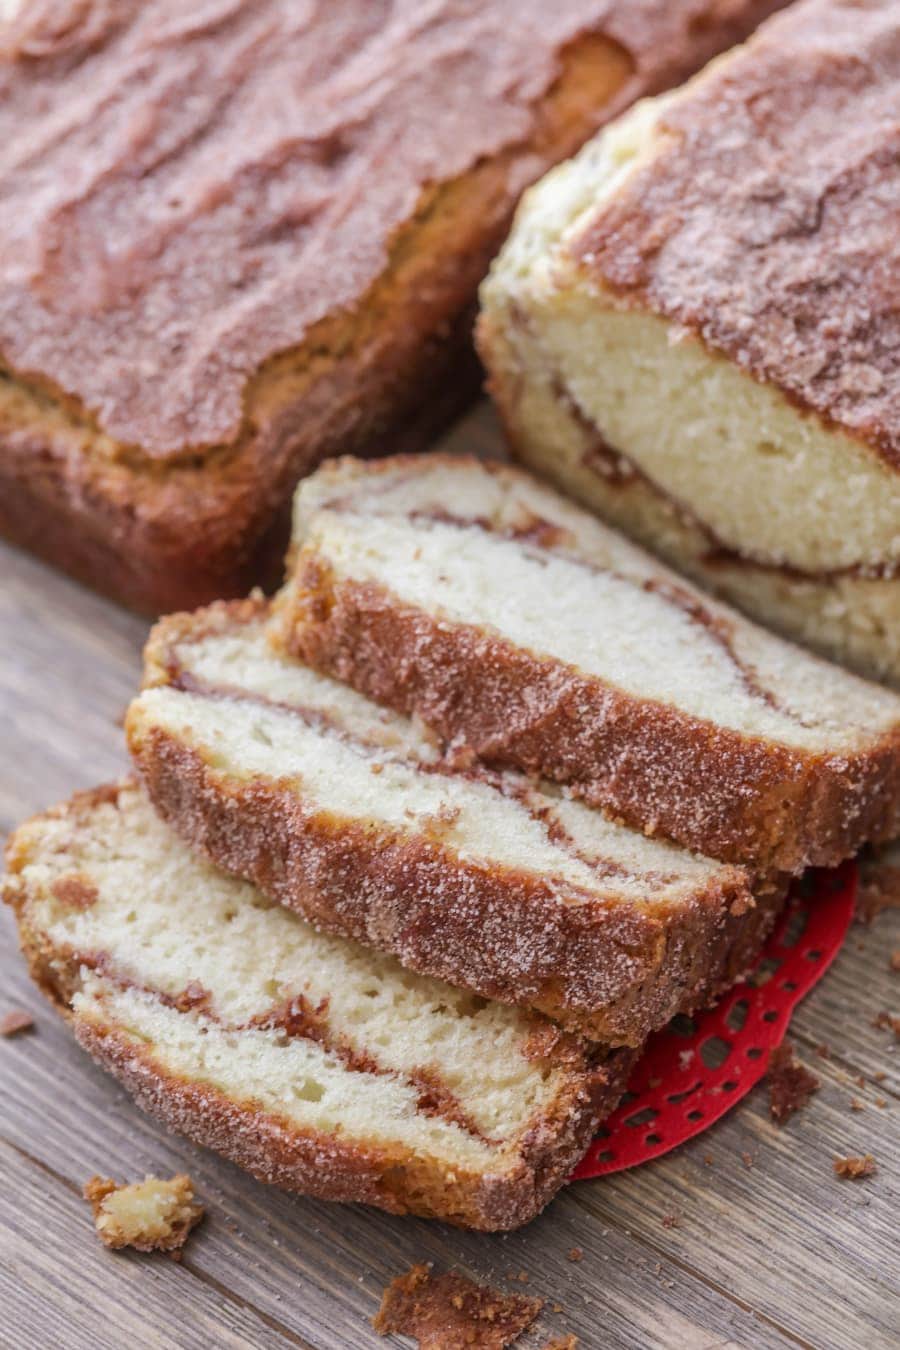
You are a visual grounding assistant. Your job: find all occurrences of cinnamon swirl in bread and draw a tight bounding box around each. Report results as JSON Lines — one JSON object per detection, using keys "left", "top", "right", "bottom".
{"left": 125, "top": 595, "right": 781, "bottom": 1047}
{"left": 0, "top": 0, "right": 783, "bottom": 614}
{"left": 478, "top": 0, "right": 900, "bottom": 686}
{"left": 272, "top": 454, "right": 900, "bottom": 874}
{"left": 4, "top": 782, "right": 634, "bottom": 1230}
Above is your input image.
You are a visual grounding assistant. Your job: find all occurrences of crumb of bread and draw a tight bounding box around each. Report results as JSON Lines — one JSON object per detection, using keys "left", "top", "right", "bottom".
{"left": 872, "top": 1010, "right": 900, "bottom": 1039}
{"left": 541, "top": 1337, "right": 578, "bottom": 1349}
{"left": 891, "top": 949, "right": 900, "bottom": 972}
{"left": 0, "top": 1009, "right": 34, "bottom": 1037}
{"left": 661, "top": 1213, "right": 682, "bottom": 1229}
{"left": 833, "top": 1154, "right": 877, "bottom": 1180}
{"left": 768, "top": 1042, "right": 820, "bottom": 1123}
{"left": 741, "top": 1152, "right": 754, "bottom": 1168}
{"left": 856, "top": 862, "right": 900, "bottom": 925}
{"left": 83, "top": 1174, "right": 203, "bottom": 1253}
{"left": 566, "top": 1247, "right": 583, "bottom": 1263}
{"left": 850, "top": 1098, "right": 866, "bottom": 1112}
{"left": 373, "top": 1263, "right": 542, "bottom": 1349}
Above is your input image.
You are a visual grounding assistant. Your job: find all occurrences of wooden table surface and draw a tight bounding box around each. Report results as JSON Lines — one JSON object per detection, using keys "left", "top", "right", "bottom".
{"left": 1, "top": 405, "right": 898, "bottom": 1350}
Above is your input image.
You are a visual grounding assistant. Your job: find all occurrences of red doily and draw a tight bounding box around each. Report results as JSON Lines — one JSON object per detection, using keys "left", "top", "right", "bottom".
{"left": 573, "top": 864, "right": 856, "bottom": 1179}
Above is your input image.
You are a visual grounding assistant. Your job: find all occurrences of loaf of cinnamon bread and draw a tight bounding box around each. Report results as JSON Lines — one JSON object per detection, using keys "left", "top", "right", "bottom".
{"left": 0, "top": 0, "right": 783, "bottom": 613}
{"left": 4, "top": 782, "right": 635, "bottom": 1230}
{"left": 272, "top": 454, "right": 900, "bottom": 873}
{"left": 126, "top": 595, "right": 781, "bottom": 1046}
{"left": 478, "top": 0, "right": 900, "bottom": 687}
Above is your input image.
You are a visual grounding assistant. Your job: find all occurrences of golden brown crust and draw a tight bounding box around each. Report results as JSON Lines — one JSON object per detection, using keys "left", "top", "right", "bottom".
{"left": 3, "top": 780, "right": 638, "bottom": 1231}
{"left": 55, "top": 972, "right": 634, "bottom": 1232}
{"left": 131, "top": 598, "right": 783, "bottom": 1047}
{"left": 0, "top": 5, "right": 783, "bottom": 612}
{"left": 276, "top": 567, "right": 900, "bottom": 874}
{"left": 0, "top": 28, "right": 622, "bottom": 613}
{"left": 131, "top": 716, "right": 781, "bottom": 1046}
{"left": 0, "top": 317, "right": 478, "bottom": 614}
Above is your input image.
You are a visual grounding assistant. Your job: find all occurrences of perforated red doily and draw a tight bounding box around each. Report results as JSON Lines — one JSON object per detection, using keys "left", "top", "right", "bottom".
{"left": 573, "top": 864, "right": 856, "bottom": 1179}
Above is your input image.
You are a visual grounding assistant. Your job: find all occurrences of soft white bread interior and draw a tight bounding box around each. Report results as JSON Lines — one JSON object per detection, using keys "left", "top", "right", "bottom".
{"left": 478, "top": 6, "right": 900, "bottom": 686}
{"left": 4, "top": 782, "right": 627, "bottom": 1230}
{"left": 126, "top": 597, "right": 772, "bottom": 1046}
{"left": 274, "top": 454, "right": 900, "bottom": 873}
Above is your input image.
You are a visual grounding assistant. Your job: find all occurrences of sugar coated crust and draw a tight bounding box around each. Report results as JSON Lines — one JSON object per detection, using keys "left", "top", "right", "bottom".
{"left": 130, "top": 596, "right": 779, "bottom": 1047}
{"left": 4, "top": 782, "right": 637, "bottom": 1230}
{"left": 476, "top": 0, "right": 900, "bottom": 686}
{"left": 274, "top": 455, "right": 900, "bottom": 873}
{"left": 0, "top": 0, "right": 783, "bottom": 611}
{"left": 571, "top": 0, "right": 900, "bottom": 467}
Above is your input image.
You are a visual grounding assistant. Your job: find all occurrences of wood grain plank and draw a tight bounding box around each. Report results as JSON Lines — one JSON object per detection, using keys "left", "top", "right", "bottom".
{"left": 789, "top": 918, "right": 899, "bottom": 1092}
{"left": 0, "top": 1138, "right": 305, "bottom": 1350}
{"left": 569, "top": 915, "right": 900, "bottom": 1350}
{"left": 0, "top": 548, "right": 142, "bottom": 834}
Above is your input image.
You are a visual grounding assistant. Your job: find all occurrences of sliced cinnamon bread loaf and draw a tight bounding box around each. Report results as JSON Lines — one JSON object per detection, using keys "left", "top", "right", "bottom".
{"left": 478, "top": 0, "right": 900, "bottom": 687}
{"left": 272, "top": 454, "right": 900, "bottom": 873}
{"left": 4, "top": 782, "right": 634, "bottom": 1230}
{"left": 126, "top": 596, "right": 779, "bottom": 1046}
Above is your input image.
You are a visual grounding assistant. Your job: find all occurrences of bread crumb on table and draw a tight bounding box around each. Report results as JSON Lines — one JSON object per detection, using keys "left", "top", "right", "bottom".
{"left": 374, "top": 1263, "right": 542, "bottom": 1349}
{"left": 566, "top": 1247, "right": 583, "bottom": 1263}
{"left": 833, "top": 1155, "right": 877, "bottom": 1180}
{"left": 856, "top": 860, "right": 900, "bottom": 926}
{"left": 0, "top": 1009, "right": 34, "bottom": 1037}
{"left": 872, "top": 1010, "right": 900, "bottom": 1040}
{"left": 83, "top": 1174, "right": 204, "bottom": 1254}
{"left": 768, "top": 1042, "right": 820, "bottom": 1123}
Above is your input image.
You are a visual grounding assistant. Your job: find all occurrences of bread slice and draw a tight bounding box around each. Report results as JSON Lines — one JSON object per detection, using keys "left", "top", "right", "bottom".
{"left": 126, "top": 595, "right": 780, "bottom": 1047}
{"left": 0, "top": 1, "right": 784, "bottom": 614}
{"left": 3, "top": 781, "right": 635, "bottom": 1231}
{"left": 272, "top": 454, "right": 900, "bottom": 874}
{"left": 477, "top": 0, "right": 900, "bottom": 688}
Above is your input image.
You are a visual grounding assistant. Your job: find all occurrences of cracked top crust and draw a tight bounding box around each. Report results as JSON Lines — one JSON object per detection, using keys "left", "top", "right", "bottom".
{"left": 572, "top": 0, "right": 900, "bottom": 468}
{"left": 0, "top": 0, "right": 775, "bottom": 458}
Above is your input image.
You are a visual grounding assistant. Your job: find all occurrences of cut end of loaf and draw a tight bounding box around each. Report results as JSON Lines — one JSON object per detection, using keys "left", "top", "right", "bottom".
{"left": 126, "top": 596, "right": 776, "bottom": 1046}
{"left": 275, "top": 453, "right": 900, "bottom": 873}
{"left": 4, "top": 781, "right": 627, "bottom": 1230}
{"left": 478, "top": 1, "right": 900, "bottom": 685}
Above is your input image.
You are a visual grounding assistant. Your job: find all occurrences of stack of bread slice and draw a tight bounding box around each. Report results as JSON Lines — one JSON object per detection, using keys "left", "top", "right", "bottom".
{"left": 8, "top": 450, "right": 900, "bottom": 1231}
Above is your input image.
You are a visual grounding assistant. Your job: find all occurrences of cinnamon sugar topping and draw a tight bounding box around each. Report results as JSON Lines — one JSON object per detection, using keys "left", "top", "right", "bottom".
{"left": 0, "top": 1, "right": 766, "bottom": 457}
{"left": 573, "top": 0, "right": 900, "bottom": 467}
{"left": 373, "top": 1263, "right": 543, "bottom": 1349}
